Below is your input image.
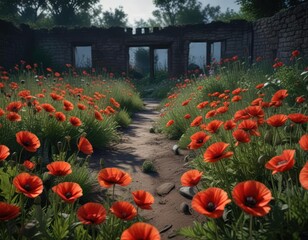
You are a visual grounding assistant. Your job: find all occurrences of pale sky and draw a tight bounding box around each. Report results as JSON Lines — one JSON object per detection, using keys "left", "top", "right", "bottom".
{"left": 99, "top": 0, "right": 240, "bottom": 26}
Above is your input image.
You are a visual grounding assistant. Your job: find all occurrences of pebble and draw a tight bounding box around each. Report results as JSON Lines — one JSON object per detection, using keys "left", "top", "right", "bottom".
{"left": 156, "top": 183, "right": 175, "bottom": 196}
{"left": 180, "top": 202, "right": 192, "bottom": 215}
{"left": 179, "top": 186, "right": 196, "bottom": 199}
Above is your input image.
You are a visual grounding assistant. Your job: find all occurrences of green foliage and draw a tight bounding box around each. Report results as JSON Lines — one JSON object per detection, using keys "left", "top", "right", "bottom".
{"left": 114, "top": 109, "right": 132, "bottom": 128}
{"left": 142, "top": 160, "right": 156, "bottom": 173}
{"left": 236, "top": 0, "right": 306, "bottom": 19}
{"left": 272, "top": 64, "right": 308, "bottom": 105}
{"left": 101, "top": 7, "right": 128, "bottom": 28}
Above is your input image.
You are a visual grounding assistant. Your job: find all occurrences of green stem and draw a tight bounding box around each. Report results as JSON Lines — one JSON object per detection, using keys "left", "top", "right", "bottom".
{"left": 249, "top": 215, "right": 253, "bottom": 240}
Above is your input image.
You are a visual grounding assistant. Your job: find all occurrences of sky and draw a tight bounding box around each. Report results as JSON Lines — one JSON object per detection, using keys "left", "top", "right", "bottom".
{"left": 99, "top": 0, "right": 240, "bottom": 26}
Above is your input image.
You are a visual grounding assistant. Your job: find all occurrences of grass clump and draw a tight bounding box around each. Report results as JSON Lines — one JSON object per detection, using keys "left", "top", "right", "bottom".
{"left": 141, "top": 160, "right": 156, "bottom": 173}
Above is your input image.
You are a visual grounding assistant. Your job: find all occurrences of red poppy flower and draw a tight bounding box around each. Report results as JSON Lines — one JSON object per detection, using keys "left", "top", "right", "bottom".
{"left": 110, "top": 201, "right": 137, "bottom": 220}
{"left": 299, "top": 162, "right": 308, "bottom": 190}
{"left": 205, "top": 120, "right": 223, "bottom": 134}
{"left": 205, "top": 110, "right": 217, "bottom": 119}
{"left": 190, "top": 116, "right": 203, "bottom": 127}
{"left": 216, "top": 106, "right": 228, "bottom": 114}
{"left": 16, "top": 131, "right": 40, "bottom": 152}
{"left": 41, "top": 103, "right": 56, "bottom": 113}
{"left": 77, "top": 103, "right": 87, "bottom": 110}
{"left": 182, "top": 99, "right": 191, "bottom": 106}
{"left": 256, "top": 83, "right": 265, "bottom": 89}
{"left": 0, "top": 108, "right": 5, "bottom": 116}
{"left": 232, "top": 129, "right": 251, "bottom": 146}
{"left": 232, "top": 88, "right": 242, "bottom": 95}
{"left": 267, "top": 114, "right": 288, "bottom": 127}
{"left": 265, "top": 150, "right": 295, "bottom": 174}
{"left": 52, "top": 182, "right": 83, "bottom": 203}
{"left": 132, "top": 190, "right": 155, "bottom": 210}
{"left": 0, "top": 145, "right": 10, "bottom": 161}
{"left": 110, "top": 98, "right": 120, "bottom": 108}
{"left": 238, "top": 119, "right": 260, "bottom": 136}
{"left": 77, "top": 136, "right": 93, "bottom": 155}
{"left": 288, "top": 113, "right": 308, "bottom": 124}
{"left": 246, "top": 106, "right": 264, "bottom": 119}
{"left": 224, "top": 120, "right": 236, "bottom": 130}
{"left": 0, "top": 202, "right": 20, "bottom": 221}
{"left": 296, "top": 96, "right": 305, "bottom": 104}
{"left": 69, "top": 116, "right": 82, "bottom": 127}
{"left": 6, "top": 112, "right": 22, "bottom": 122}
{"left": 94, "top": 110, "right": 103, "bottom": 121}
{"left": 166, "top": 120, "right": 174, "bottom": 127}
{"left": 121, "top": 222, "right": 160, "bottom": 240}
{"left": 98, "top": 168, "right": 132, "bottom": 188}
{"left": 77, "top": 202, "right": 106, "bottom": 225}
{"left": 299, "top": 134, "right": 308, "bottom": 151}
{"left": 13, "top": 172, "right": 43, "bottom": 198}
{"left": 232, "top": 180, "right": 272, "bottom": 217}
{"left": 203, "top": 142, "right": 233, "bottom": 163}
{"left": 292, "top": 50, "right": 300, "bottom": 57}
{"left": 6, "top": 101, "right": 23, "bottom": 112}
{"left": 271, "top": 89, "right": 288, "bottom": 104}
{"left": 54, "top": 112, "right": 66, "bottom": 122}
{"left": 232, "top": 95, "right": 242, "bottom": 102}
{"left": 192, "top": 187, "right": 231, "bottom": 218}
{"left": 187, "top": 131, "right": 211, "bottom": 150}
{"left": 47, "top": 161, "right": 72, "bottom": 176}
{"left": 197, "top": 101, "right": 209, "bottom": 109}
{"left": 181, "top": 169, "right": 203, "bottom": 187}
{"left": 184, "top": 114, "right": 191, "bottom": 119}
{"left": 23, "top": 160, "right": 36, "bottom": 170}
{"left": 63, "top": 100, "right": 74, "bottom": 111}
{"left": 50, "top": 93, "right": 63, "bottom": 101}
{"left": 234, "top": 109, "right": 250, "bottom": 122}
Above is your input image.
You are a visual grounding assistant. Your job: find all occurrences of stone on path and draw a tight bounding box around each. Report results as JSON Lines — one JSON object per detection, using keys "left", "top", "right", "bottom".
{"left": 179, "top": 186, "right": 196, "bottom": 199}
{"left": 156, "top": 183, "right": 175, "bottom": 196}
{"left": 180, "top": 202, "right": 192, "bottom": 215}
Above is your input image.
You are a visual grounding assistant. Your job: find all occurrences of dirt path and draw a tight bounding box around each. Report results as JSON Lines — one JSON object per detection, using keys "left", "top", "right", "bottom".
{"left": 90, "top": 99, "right": 197, "bottom": 239}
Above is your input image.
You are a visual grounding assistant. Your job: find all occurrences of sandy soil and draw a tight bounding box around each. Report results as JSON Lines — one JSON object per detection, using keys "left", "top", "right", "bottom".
{"left": 90, "top": 99, "right": 197, "bottom": 240}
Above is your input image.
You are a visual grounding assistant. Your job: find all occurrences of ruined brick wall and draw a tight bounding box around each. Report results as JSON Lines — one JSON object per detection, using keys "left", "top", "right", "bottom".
{"left": 253, "top": 1, "right": 308, "bottom": 61}
{"left": 0, "top": 21, "right": 33, "bottom": 68}
{"left": 0, "top": 1, "right": 307, "bottom": 76}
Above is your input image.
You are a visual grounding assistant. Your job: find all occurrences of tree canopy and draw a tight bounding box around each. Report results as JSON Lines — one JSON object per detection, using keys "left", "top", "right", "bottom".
{"left": 236, "top": 0, "right": 307, "bottom": 19}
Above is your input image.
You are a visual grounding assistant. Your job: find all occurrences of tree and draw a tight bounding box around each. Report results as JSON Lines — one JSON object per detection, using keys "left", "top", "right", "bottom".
{"left": 152, "top": 0, "right": 187, "bottom": 26}
{"left": 236, "top": 0, "right": 307, "bottom": 19}
{"left": 101, "top": 7, "right": 128, "bottom": 28}
{"left": 17, "top": 0, "right": 47, "bottom": 24}
{"left": 152, "top": 0, "right": 227, "bottom": 26}
{"left": 47, "top": 0, "right": 99, "bottom": 26}
{"left": 177, "top": 1, "right": 204, "bottom": 25}
{"left": 0, "top": 0, "right": 20, "bottom": 22}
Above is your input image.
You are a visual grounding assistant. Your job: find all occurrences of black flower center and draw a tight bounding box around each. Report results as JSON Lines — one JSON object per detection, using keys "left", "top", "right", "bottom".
{"left": 24, "top": 184, "right": 31, "bottom": 191}
{"left": 65, "top": 192, "right": 72, "bottom": 198}
{"left": 196, "top": 138, "right": 204, "bottom": 143}
{"left": 23, "top": 141, "right": 31, "bottom": 147}
{"left": 206, "top": 202, "right": 216, "bottom": 212}
{"left": 245, "top": 196, "right": 257, "bottom": 207}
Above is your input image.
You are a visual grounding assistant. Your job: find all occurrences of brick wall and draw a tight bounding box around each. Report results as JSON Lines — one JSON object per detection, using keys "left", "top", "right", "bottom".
{"left": 253, "top": 1, "right": 308, "bottom": 61}
{"left": 0, "top": 1, "right": 307, "bottom": 76}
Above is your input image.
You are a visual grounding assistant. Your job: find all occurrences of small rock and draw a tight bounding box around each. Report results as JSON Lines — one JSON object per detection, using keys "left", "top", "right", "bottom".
{"left": 179, "top": 186, "right": 196, "bottom": 199}
{"left": 149, "top": 127, "right": 155, "bottom": 133}
{"left": 159, "top": 199, "right": 168, "bottom": 205}
{"left": 172, "top": 144, "right": 180, "bottom": 155}
{"left": 180, "top": 202, "right": 192, "bottom": 215}
{"left": 168, "top": 231, "right": 177, "bottom": 239}
{"left": 156, "top": 183, "right": 175, "bottom": 196}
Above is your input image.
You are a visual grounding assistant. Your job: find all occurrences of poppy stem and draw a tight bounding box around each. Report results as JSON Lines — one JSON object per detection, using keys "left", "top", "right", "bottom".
{"left": 112, "top": 184, "right": 115, "bottom": 201}
{"left": 249, "top": 215, "right": 253, "bottom": 240}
